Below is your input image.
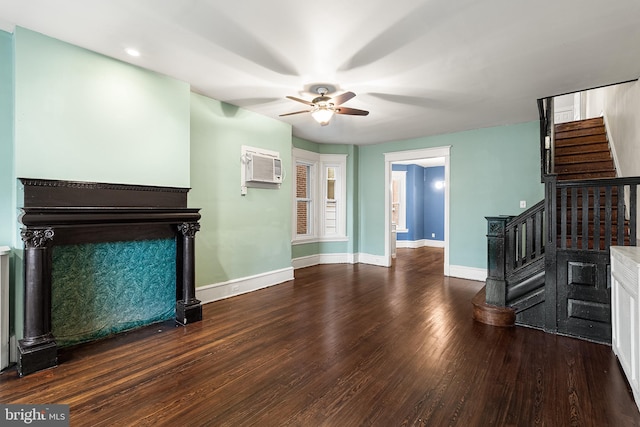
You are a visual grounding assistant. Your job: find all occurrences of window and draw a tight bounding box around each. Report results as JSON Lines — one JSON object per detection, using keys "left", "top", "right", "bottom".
{"left": 293, "top": 149, "right": 347, "bottom": 243}
{"left": 323, "top": 164, "right": 339, "bottom": 236}
{"left": 295, "top": 161, "right": 314, "bottom": 236}
{"left": 392, "top": 170, "right": 407, "bottom": 232}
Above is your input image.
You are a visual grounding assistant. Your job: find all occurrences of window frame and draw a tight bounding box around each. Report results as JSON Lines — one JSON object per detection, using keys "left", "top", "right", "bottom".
{"left": 292, "top": 148, "right": 347, "bottom": 244}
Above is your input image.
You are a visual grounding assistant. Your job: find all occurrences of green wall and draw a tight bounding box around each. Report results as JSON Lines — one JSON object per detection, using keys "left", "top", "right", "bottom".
{"left": 0, "top": 30, "right": 13, "bottom": 246}
{"left": 358, "top": 121, "right": 544, "bottom": 269}
{"left": 8, "top": 28, "right": 192, "bottom": 341}
{"left": 190, "top": 93, "right": 293, "bottom": 286}
{"left": 13, "top": 27, "right": 190, "bottom": 187}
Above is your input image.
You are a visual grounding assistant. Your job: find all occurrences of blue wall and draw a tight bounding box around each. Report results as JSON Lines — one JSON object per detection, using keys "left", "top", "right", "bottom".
{"left": 424, "top": 166, "right": 445, "bottom": 241}
{"left": 392, "top": 164, "right": 445, "bottom": 242}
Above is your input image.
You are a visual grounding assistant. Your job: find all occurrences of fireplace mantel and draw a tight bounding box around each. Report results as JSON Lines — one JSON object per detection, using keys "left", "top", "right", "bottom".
{"left": 17, "top": 178, "right": 202, "bottom": 376}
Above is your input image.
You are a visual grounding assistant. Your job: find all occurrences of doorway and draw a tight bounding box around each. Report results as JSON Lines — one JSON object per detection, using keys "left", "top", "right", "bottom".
{"left": 384, "top": 146, "right": 450, "bottom": 274}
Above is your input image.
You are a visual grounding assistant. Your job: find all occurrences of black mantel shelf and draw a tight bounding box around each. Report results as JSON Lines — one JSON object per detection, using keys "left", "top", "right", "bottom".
{"left": 17, "top": 178, "right": 203, "bottom": 377}
{"left": 20, "top": 207, "right": 201, "bottom": 226}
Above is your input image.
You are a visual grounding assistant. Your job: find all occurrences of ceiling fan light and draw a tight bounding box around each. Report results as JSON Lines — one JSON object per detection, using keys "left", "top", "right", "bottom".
{"left": 311, "top": 106, "right": 334, "bottom": 126}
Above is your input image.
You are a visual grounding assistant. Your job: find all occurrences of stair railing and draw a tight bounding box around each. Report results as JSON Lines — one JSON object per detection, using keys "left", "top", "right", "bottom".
{"left": 505, "top": 200, "right": 546, "bottom": 274}
{"left": 556, "top": 177, "right": 639, "bottom": 251}
{"left": 485, "top": 201, "right": 545, "bottom": 306}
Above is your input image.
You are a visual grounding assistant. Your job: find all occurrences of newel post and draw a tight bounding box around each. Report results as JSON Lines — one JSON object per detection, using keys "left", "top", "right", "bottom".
{"left": 176, "top": 222, "right": 202, "bottom": 325}
{"left": 18, "top": 228, "right": 58, "bottom": 376}
{"left": 485, "top": 216, "right": 511, "bottom": 306}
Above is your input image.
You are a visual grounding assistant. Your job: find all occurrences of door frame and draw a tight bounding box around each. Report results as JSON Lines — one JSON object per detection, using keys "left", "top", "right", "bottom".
{"left": 384, "top": 146, "right": 451, "bottom": 274}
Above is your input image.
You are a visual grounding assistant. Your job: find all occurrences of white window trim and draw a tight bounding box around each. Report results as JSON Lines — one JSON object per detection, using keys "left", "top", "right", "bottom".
{"left": 392, "top": 170, "right": 408, "bottom": 233}
{"left": 292, "top": 148, "right": 347, "bottom": 244}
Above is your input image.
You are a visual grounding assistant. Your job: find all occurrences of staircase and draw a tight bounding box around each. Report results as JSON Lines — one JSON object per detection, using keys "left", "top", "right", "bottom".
{"left": 554, "top": 117, "right": 629, "bottom": 250}
{"left": 477, "top": 109, "right": 640, "bottom": 343}
{"left": 554, "top": 117, "right": 615, "bottom": 180}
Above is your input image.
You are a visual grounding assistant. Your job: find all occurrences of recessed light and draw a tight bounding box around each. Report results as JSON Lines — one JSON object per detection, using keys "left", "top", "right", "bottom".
{"left": 125, "top": 48, "right": 140, "bottom": 57}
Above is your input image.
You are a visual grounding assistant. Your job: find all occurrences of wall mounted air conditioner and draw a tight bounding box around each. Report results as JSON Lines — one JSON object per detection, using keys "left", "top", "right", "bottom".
{"left": 240, "top": 146, "right": 283, "bottom": 193}
{"left": 246, "top": 152, "right": 282, "bottom": 184}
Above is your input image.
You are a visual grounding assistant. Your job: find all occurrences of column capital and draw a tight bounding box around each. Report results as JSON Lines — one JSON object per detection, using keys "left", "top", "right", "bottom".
{"left": 177, "top": 222, "right": 200, "bottom": 238}
{"left": 20, "top": 228, "right": 55, "bottom": 248}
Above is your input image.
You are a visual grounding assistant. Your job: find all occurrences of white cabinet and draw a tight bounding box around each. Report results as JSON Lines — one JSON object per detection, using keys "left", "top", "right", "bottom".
{"left": 611, "top": 246, "right": 640, "bottom": 411}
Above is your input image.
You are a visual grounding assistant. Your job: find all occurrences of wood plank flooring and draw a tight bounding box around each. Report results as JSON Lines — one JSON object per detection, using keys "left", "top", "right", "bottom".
{"left": 1, "top": 247, "right": 639, "bottom": 426}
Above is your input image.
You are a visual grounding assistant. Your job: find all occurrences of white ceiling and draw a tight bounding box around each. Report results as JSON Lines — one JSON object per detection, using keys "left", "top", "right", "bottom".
{"left": 1, "top": 0, "right": 639, "bottom": 145}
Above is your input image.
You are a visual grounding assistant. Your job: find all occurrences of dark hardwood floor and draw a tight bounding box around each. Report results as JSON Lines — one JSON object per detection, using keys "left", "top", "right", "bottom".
{"left": 1, "top": 247, "right": 639, "bottom": 426}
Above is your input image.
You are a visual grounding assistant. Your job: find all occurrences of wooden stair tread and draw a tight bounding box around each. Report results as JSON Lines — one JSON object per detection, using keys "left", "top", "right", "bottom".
{"left": 554, "top": 139, "right": 609, "bottom": 156}
{"left": 554, "top": 134, "right": 608, "bottom": 147}
{"left": 555, "top": 117, "right": 605, "bottom": 132}
{"left": 472, "top": 286, "right": 515, "bottom": 327}
{"left": 555, "top": 128, "right": 606, "bottom": 140}
{"left": 555, "top": 164, "right": 614, "bottom": 173}
{"left": 557, "top": 171, "right": 616, "bottom": 180}
{"left": 554, "top": 152, "right": 612, "bottom": 164}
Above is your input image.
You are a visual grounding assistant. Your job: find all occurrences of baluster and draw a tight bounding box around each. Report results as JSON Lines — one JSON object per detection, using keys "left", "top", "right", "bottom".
{"left": 526, "top": 216, "right": 533, "bottom": 263}
{"left": 618, "top": 184, "right": 625, "bottom": 246}
{"left": 535, "top": 210, "right": 543, "bottom": 258}
{"left": 594, "top": 186, "right": 601, "bottom": 250}
{"left": 506, "top": 222, "right": 515, "bottom": 273}
{"left": 514, "top": 224, "right": 522, "bottom": 268}
{"left": 582, "top": 186, "right": 589, "bottom": 250}
{"left": 571, "top": 187, "right": 578, "bottom": 249}
{"left": 561, "top": 188, "right": 568, "bottom": 249}
{"left": 605, "top": 187, "right": 613, "bottom": 249}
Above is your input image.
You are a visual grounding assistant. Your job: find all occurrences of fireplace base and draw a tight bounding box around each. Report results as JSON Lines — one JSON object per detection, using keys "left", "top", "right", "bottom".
{"left": 18, "top": 340, "right": 58, "bottom": 377}
{"left": 176, "top": 299, "right": 203, "bottom": 325}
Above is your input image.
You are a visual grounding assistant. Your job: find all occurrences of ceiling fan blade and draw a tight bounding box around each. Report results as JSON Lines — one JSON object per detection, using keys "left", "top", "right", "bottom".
{"left": 331, "top": 91, "right": 356, "bottom": 106}
{"left": 286, "top": 95, "right": 313, "bottom": 106}
{"left": 335, "top": 106, "right": 369, "bottom": 116}
{"left": 279, "top": 110, "right": 310, "bottom": 117}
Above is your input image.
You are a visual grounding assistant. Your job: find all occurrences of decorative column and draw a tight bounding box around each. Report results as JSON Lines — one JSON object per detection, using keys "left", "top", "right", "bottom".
{"left": 485, "top": 217, "right": 511, "bottom": 306}
{"left": 176, "top": 222, "right": 202, "bottom": 325}
{"left": 18, "top": 228, "right": 58, "bottom": 377}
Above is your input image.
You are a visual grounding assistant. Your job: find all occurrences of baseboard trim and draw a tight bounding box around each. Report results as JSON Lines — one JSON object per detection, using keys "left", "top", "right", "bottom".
{"left": 293, "top": 252, "right": 390, "bottom": 269}
{"left": 196, "top": 267, "right": 294, "bottom": 305}
{"left": 357, "top": 253, "right": 391, "bottom": 267}
{"left": 449, "top": 265, "right": 487, "bottom": 282}
{"left": 396, "top": 239, "right": 445, "bottom": 249}
{"left": 292, "top": 253, "right": 358, "bottom": 269}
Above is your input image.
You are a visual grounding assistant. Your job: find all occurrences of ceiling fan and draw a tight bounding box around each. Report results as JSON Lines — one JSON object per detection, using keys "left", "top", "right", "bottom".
{"left": 280, "top": 87, "right": 369, "bottom": 126}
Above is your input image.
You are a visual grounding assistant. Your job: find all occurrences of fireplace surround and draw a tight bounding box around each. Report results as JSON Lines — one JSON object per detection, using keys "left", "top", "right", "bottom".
{"left": 17, "top": 178, "right": 202, "bottom": 376}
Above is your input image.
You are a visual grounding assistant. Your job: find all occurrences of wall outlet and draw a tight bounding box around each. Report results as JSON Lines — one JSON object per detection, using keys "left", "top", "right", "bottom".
{"left": 520, "top": 200, "right": 527, "bottom": 208}
{"left": 431, "top": 233, "right": 436, "bottom": 238}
